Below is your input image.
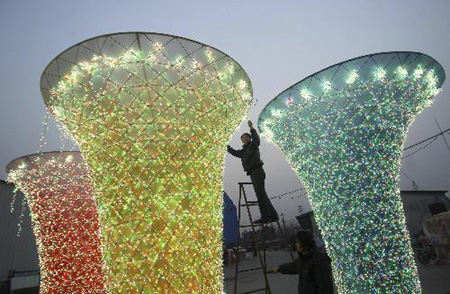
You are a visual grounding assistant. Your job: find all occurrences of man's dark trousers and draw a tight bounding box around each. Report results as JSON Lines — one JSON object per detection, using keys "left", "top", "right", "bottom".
{"left": 249, "top": 166, "right": 278, "bottom": 220}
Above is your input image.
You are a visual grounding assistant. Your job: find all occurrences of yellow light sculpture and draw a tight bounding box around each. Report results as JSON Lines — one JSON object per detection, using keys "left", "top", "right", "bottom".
{"left": 6, "top": 152, "right": 106, "bottom": 293}
{"left": 40, "top": 32, "right": 253, "bottom": 292}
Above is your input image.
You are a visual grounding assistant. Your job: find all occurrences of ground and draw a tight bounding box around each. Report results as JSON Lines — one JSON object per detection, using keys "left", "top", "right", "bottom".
{"left": 223, "top": 250, "right": 450, "bottom": 294}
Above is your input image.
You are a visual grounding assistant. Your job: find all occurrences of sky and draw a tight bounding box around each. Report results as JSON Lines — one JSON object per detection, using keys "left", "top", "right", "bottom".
{"left": 1, "top": 0, "right": 450, "bottom": 223}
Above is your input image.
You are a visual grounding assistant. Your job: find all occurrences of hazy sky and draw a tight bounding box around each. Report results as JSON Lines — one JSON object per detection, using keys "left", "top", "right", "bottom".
{"left": 1, "top": 0, "right": 450, "bottom": 222}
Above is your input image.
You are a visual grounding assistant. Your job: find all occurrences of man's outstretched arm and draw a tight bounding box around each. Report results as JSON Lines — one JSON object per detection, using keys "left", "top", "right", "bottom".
{"left": 227, "top": 145, "right": 244, "bottom": 158}
{"left": 273, "top": 258, "right": 300, "bottom": 275}
{"left": 248, "top": 120, "right": 260, "bottom": 147}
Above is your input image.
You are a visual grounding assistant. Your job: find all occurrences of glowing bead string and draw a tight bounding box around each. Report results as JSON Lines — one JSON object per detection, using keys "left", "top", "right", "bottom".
{"left": 6, "top": 152, "right": 106, "bottom": 293}
{"left": 8, "top": 185, "right": 27, "bottom": 237}
{"left": 12, "top": 111, "right": 77, "bottom": 237}
{"left": 15, "top": 195, "right": 28, "bottom": 237}
{"left": 40, "top": 33, "right": 253, "bottom": 293}
{"left": 56, "top": 120, "right": 77, "bottom": 152}
{"left": 258, "top": 52, "right": 445, "bottom": 293}
{"left": 10, "top": 183, "right": 19, "bottom": 213}
{"left": 38, "top": 111, "right": 50, "bottom": 154}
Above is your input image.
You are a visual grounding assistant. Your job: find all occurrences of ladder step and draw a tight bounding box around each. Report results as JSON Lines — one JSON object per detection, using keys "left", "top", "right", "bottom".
{"left": 240, "top": 224, "right": 264, "bottom": 228}
{"left": 237, "top": 266, "right": 264, "bottom": 273}
{"left": 241, "top": 288, "right": 267, "bottom": 294}
{"left": 240, "top": 201, "right": 258, "bottom": 207}
{"left": 238, "top": 182, "right": 253, "bottom": 185}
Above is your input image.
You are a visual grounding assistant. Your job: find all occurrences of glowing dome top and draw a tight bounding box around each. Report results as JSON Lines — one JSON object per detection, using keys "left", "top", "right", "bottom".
{"left": 40, "top": 31, "right": 252, "bottom": 112}
{"left": 258, "top": 51, "right": 445, "bottom": 136}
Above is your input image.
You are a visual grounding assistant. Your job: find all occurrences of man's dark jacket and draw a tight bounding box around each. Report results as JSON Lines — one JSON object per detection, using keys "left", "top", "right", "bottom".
{"left": 278, "top": 249, "right": 334, "bottom": 294}
{"left": 227, "top": 128, "right": 264, "bottom": 174}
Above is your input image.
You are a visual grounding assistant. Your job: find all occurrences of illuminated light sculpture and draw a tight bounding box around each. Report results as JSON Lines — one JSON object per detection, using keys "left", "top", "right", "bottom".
{"left": 40, "top": 32, "right": 253, "bottom": 292}
{"left": 6, "top": 152, "right": 105, "bottom": 293}
{"left": 258, "top": 52, "right": 445, "bottom": 293}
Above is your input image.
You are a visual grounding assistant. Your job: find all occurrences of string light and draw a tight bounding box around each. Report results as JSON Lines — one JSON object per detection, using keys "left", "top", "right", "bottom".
{"left": 395, "top": 66, "right": 408, "bottom": 80}
{"left": 300, "top": 89, "right": 312, "bottom": 100}
{"left": 37, "top": 112, "right": 49, "bottom": 154}
{"left": 258, "top": 52, "right": 445, "bottom": 293}
{"left": 374, "top": 68, "right": 386, "bottom": 81}
{"left": 6, "top": 152, "right": 106, "bottom": 293}
{"left": 346, "top": 70, "right": 359, "bottom": 84}
{"left": 40, "top": 32, "right": 253, "bottom": 293}
{"left": 323, "top": 80, "right": 332, "bottom": 92}
{"left": 413, "top": 66, "right": 424, "bottom": 80}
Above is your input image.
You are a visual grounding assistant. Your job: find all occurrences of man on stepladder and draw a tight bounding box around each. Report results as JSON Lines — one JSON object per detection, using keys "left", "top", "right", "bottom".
{"left": 227, "top": 120, "right": 279, "bottom": 224}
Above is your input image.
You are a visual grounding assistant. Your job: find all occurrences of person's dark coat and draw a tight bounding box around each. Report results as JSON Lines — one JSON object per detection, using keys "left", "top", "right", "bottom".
{"left": 278, "top": 249, "right": 334, "bottom": 294}
{"left": 227, "top": 129, "right": 264, "bottom": 174}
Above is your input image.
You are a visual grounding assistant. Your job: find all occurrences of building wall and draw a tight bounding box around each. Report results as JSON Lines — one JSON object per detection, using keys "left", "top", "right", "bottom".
{"left": 0, "top": 180, "right": 39, "bottom": 282}
{"left": 401, "top": 190, "right": 450, "bottom": 238}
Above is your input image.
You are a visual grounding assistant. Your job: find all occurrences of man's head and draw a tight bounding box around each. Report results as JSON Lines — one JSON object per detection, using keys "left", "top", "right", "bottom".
{"left": 241, "top": 133, "right": 251, "bottom": 145}
{"left": 294, "top": 231, "right": 316, "bottom": 254}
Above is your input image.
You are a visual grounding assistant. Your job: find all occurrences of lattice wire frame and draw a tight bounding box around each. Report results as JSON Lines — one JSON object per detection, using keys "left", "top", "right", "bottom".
{"left": 258, "top": 52, "right": 445, "bottom": 293}
{"left": 6, "top": 152, "right": 105, "bottom": 293}
{"left": 40, "top": 32, "right": 253, "bottom": 292}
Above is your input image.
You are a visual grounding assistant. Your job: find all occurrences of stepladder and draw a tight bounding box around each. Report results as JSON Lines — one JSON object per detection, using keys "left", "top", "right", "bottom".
{"left": 233, "top": 182, "right": 295, "bottom": 294}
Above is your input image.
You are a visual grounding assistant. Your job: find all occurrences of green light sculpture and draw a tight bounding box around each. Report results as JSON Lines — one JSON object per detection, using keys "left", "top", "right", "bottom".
{"left": 40, "top": 32, "right": 252, "bottom": 293}
{"left": 258, "top": 52, "right": 445, "bottom": 293}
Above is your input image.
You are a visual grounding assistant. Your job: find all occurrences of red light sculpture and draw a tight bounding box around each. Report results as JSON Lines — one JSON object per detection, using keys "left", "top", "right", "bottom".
{"left": 6, "top": 151, "right": 106, "bottom": 293}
